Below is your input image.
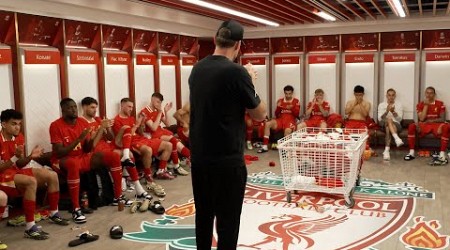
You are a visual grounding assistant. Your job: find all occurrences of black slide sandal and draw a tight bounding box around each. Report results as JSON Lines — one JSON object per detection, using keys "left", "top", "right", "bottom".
{"left": 68, "top": 232, "right": 99, "bottom": 247}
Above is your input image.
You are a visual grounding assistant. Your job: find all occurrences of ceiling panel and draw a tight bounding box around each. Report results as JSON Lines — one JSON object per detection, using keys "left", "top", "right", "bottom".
{"left": 139, "top": 0, "right": 450, "bottom": 27}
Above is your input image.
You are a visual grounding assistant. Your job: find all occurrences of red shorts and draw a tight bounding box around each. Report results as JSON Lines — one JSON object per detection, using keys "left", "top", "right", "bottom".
{"left": 177, "top": 126, "right": 189, "bottom": 144}
{"left": 275, "top": 117, "right": 296, "bottom": 132}
{"left": 305, "top": 118, "right": 325, "bottom": 128}
{"left": 131, "top": 137, "right": 163, "bottom": 157}
{"left": 0, "top": 168, "right": 34, "bottom": 197}
{"left": 64, "top": 154, "right": 92, "bottom": 173}
{"left": 344, "top": 119, "right": 367, "bottom": 129}
{"left": 418, "top": 123, "right": 445, "bottom": 138}
{"left": 94, "top": 140, "right": 115, "bottom": 153}
{"left": 151, "top": 128, "right": 173, "bottom": 139}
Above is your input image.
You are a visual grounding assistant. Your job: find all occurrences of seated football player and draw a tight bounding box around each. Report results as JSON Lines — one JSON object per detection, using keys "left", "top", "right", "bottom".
{"left": 258, "top": 85, "right": 300, "bottom": 153}
{"left": 139, "top": 93, "right": 189, "bottom": 175}
{"left": 1, "top": 109, "right": 69, "bottom": 239}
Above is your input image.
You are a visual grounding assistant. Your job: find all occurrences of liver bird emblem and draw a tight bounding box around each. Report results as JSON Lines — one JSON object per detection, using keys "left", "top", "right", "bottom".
{"left": 239, "top": 214, "right": 348, "bottom": 249}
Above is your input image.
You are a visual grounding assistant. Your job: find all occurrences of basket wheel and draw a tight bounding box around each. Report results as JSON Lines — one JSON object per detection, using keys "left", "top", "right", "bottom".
{"left": 345, "top": 197, "right": 355, "bottom": 208}
{"left": 356, "top": 177, "right": 361, "bottom": 186}
{"left": 349, "top": 187, "right": 355, "bottom": 196}
{"left": 286, "top": 191, "right": 292, "bottom": 203}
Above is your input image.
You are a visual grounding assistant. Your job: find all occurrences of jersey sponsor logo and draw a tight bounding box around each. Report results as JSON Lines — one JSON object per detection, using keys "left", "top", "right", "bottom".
{"left": 124, "top": 172, "right": 416, "bottom": 249}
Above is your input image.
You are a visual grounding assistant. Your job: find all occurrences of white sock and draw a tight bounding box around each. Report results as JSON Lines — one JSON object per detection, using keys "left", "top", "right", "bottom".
{"left": 392, "top": 133, "right": 401, "bottom": 141}
{"left": 134, "top": 181, "right": 145, "bottom": 194}
{"left": 26, "top": 221, "right": 35, "bottom": 230}
{"left": 262, "top": 145, "right": 268, "bottom": 150}
{"left": 409, "top": 149, "right": 415, "bottom": 156}
{"left": 50, "top": 210, "right": 58, "bottom": 217}
{"left": 122, "top": 149, "right": 130, "bottom": 160}
{"left": 121, "top": 178, "right": 127, "bottom": 191}
{"left": 440, "top": 151, "right": 446, "bottom": 158}
{"left": 156, "top": 169, "right": 165, "bottom": 174}
{"left": 384, "top": 146, "right": 390, "bottom": 152}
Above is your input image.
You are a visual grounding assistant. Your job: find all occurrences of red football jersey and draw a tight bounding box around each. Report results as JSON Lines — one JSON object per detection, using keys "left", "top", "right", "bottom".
{"left": 81, "top": 116, "right": 102, "bottom": 131}
{"left": 113, "top": 115, "right": 136, "bottom": 135}
{"left": 49, "top": 117, "right": 89, "bottom": 157}
{"left": 81, "top": 116, "right": 109, "bottom": 141}
{"left": 417, "top": 100, "right": 446, "bottom": 120}
{"left": 275, "top": 98, "right": 300, "bottom": 119}
{"left": 139, "top": 106, "right": 164, "bottom": 134}
{"left": 0, "top": 132, "right": 25, "bottom": 170}
{"left": 307, "top": 101, "right": 330, "bottom": 120}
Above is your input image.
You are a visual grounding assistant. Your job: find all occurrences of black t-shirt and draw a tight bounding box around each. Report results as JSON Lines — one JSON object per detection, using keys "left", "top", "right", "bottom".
{"left": 189, "top": 55, "right": 261, "bottom": 168}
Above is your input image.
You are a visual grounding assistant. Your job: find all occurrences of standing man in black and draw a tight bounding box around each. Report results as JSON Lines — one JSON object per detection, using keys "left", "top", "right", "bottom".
{"left": 189, "top": 20, "right": 267, "bottom": 250}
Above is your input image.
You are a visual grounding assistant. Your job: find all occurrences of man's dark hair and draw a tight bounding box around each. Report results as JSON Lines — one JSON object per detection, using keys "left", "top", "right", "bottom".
{"left": 81, "top": 97, "right": 98, "bottom": 106}
{"left": 152, "top": 92, "right": 164, "bottom": 102}
{"left": 284, "top": 85, "right": 294, "bottom": 92}
{"left": 121, "top": 97, "right": 133, "bottom": 104}
{"left": 60, "top": 98, "right": 75, "bottom": 108}
{"left": 426, "top": 86, "right": 436, "bottom": 94}
{"left": 215, "top": 27, "right": 238, "bottom": 48}
{"left": 1, "top": 109, "right": 23, "bottom": 122}
{"left": 354, "top": 85, "right": 365, "bottom": 94}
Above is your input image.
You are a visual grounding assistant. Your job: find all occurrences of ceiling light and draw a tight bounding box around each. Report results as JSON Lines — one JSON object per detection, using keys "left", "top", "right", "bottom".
{"left": 314, "top": 11, "right": 337, "bottom": 21}
{"left": 179, "top": 0, "right": 279, "bottom": 27}
{"left": 388, "top": 0, "right": 406, "bottom": 17}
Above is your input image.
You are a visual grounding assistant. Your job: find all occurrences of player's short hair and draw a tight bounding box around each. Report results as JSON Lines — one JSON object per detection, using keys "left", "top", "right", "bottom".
{"left": 120, "top": 98, "right": 133, "bottom": 104}
{"left": 425, "top": 86, "right": 436, "bottom": 94}
{"left": 284, "top": 85, "right": 294, "bottom": 92}
{"left": 386, "top": 88, "right": 396, "bottom": 94}
{"left": 354, "top": 85, "right": 365, "bottom": 94}
{"left": 81, "top": 97, "right": 98, "bottom": 106}
{"left": 215, "top": 20, "right": 243, "bottom": 49}
{"left": 315, "top": 89, "right": 324, "bottom": 94}
{"left": 215, "top": 27, "right": 238, "bottom": 48}
{"left": 60, "top": 98, "right": 75, "bottom": 108}
{"left": 152, "top": 92, "right": 164, "bottom": 102}
{"left": 1, "top": 109, "right": 23, "bottom": 122}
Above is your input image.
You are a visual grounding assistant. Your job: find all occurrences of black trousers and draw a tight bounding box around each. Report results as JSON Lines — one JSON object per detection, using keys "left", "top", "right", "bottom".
{"left": 191, "top": 165, "right": 247, "bottom": 250}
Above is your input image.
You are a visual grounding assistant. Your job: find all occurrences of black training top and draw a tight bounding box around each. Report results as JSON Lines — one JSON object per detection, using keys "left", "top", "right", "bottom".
{"left": 189, "top": 55, "right": 261, "bottom": 168}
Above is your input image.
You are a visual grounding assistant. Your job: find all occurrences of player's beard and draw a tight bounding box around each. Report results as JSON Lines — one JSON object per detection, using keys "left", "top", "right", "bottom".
{"left": 66, "top": 111, "right": 78, "bottom": 120}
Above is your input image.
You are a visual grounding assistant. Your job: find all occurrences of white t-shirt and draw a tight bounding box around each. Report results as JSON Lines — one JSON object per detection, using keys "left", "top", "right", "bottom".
{"left": 377, "top": 101, "right": 403, "bottom": 124}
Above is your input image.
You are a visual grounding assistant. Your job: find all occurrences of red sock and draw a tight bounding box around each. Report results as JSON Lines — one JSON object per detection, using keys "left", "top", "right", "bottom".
{"left": 23, "top": 199, "right": 35, "bottom": 223}
{"left": 263, "top": 136, "right": 269, "bottom": 146}
{"left": 0, "top": 206, "right": 5, "bottom": 218}
{"left": 169, "top": 137, "right": 180, "bottom": 164}
{"left": 171, "top": 150, "right": 179, "bottom": 164}
{"left": 246, "top": 128, "right": 253, "bottom": 141}
{"left": 180, "top": 146, "right": 190, "bottom": 158}
{"left": 102, "top": 152, "right": 123, "bottom": 199}
{"left": 440, "top": 124, "right": 449, "bottom": 151}
{"left": 407, "top": 123, "right": 416, "bottom": 150}
{"left": 159, "top": 160, "right": 167, "bottom": 170}
{"left": 122, "top": 128, "right": 132, "bottom": 149}
{"left": 68, "top": 181, "right": 80, "bottom": 209}
{"left": 144, "top": 167, "right": 152, "bottom": 177}
{"left": 47, "top": 191, "right": 59, "bottom": 212}
{"left": 64, "top": 158, "right": 81, "bottom": 209}
{"left": 127, "top": 166, "right": 139, "bottom": 182}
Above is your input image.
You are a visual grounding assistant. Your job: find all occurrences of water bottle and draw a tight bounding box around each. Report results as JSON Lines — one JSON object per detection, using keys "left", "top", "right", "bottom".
{"left": 81, "top": 192, "right": 89, "bottom": 209}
